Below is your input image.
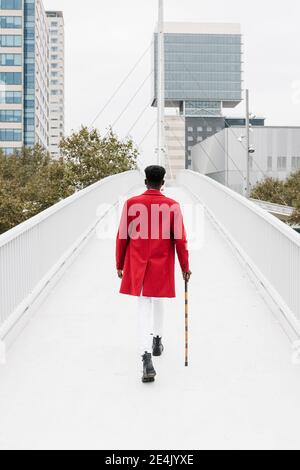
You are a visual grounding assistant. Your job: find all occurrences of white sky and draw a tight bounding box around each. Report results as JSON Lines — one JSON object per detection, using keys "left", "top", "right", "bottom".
{"left": 45, "top": 0, "right": 300, "bottom": 166}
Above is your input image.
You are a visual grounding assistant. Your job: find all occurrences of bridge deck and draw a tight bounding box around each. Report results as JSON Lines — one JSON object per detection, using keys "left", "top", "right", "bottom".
{"left": 0, "top": 187, "right": 300, "bottom": 450}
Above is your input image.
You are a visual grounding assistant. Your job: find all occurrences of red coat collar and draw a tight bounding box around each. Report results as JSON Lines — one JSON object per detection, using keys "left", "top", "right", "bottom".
{"left": 143, "top": 189, "right": 164, "bottom": 196}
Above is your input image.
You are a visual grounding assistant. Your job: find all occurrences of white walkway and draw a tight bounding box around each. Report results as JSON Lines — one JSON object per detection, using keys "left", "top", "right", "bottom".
{"left": 1, "top": 187, "right": 300, "bottom": 450}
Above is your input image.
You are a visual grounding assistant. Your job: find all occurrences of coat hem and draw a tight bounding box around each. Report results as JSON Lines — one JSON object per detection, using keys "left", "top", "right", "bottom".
{"left": 119, "top": 291, "right": 176, "bottom": 299}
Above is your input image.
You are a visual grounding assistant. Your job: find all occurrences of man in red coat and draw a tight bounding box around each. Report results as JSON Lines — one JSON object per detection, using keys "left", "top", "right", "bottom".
{"left": 116, "top": 166, "right": 191, "bottom": 383}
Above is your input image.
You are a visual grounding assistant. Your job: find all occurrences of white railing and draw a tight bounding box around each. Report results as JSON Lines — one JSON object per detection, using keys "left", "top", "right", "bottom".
{"left": 250, "top": 199, "right": 294, "bottom": 217}
{"left": 177, "top": 170, "right": 300, "bottom": 334}
{"left": 0, "top": 170, "right": 142, "bottom": 340}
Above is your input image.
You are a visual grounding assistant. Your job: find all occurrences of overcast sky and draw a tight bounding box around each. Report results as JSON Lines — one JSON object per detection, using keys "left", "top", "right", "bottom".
{"left": 46, "top": 0, "right": 300, "bottom": 166}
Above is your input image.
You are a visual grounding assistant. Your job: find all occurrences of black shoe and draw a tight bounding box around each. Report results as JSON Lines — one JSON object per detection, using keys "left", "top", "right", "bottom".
{"left": 142, "top": 352, "right": 156, "bottom": 383}
{"left": 152, "top": 336, "right": 164, "bottom": 357}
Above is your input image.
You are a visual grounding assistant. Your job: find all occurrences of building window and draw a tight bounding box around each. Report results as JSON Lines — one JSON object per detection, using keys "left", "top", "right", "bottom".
{"left": 0, "top": 53, "right": 22, "bottom": 66}
{"left": 197, "top": 136, "right": 203, "bottom": 142}
{"left": 0, "top": 0, "right": 22, "bottom": 9}
{"left": 207, "top": 126, "right": 212, "bottom": 132}
{"left": 0, "top": 91, "right": 22, "bottom": 104}
{"left": 197, "top": 127, "right": 203, "bottom": 132}
{"left": 0, "top": 110, "right": 22, "bottom": 123}
{"left": 277, "top": 156, "right": 287, "bottom": 171}
{"left": 51, "top": 21, "right": 58, "bottom": 27}
{"left": 188, "top": 136, "right": 193, "bottom": 142}
{"left": 188, "top": 127, "right": 193, "bottom": 132}
{"left": 0, "top": 35, "right": 22, "bottom": 47}
{"left": 267, "top": 156, "right": 272, "bottom": 171}
{"left": 0, "top": 72, "right": 22, "bottom": 85}
{"left": 291, "top": 156, "right": 300, "bottom": 170}
{"left": 0, "top": 129, "right": 22, "bottom": 141}
{"left": 0, "top": 16, "right": 22, "bottom": 28}
{"left": 1, "top": 147, "right": 17, "bottom": 155}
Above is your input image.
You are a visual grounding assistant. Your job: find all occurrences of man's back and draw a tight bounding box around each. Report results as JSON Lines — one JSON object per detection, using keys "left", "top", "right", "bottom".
{"left": 116, "top": 189, "right": 189, "bottom": 298}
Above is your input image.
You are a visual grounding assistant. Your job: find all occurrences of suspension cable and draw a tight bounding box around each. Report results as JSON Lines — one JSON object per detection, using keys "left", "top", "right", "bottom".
{"left": 125, "top": 100, "right": 153, "bottom": 138}
{"left": 110, "top": 70, "right": 153, "bottom": 133}
{"left": 90, "top": 41, "right": 153, "bottom": 127}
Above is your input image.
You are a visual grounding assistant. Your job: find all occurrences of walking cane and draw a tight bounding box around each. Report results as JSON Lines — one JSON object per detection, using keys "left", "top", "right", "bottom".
{"left": 185, "top": 278, "right": 189, "bottom": 367}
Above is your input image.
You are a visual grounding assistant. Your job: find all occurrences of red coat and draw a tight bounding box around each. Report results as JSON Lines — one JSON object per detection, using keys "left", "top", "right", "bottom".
{"left": 116, "top": 189, "right": 189, "bottom": 298}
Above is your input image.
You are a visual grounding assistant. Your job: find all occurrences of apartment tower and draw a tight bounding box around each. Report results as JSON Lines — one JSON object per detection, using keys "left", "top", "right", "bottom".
{"left": 46, "top": 10, "right": 64, "bottom": 158}
{"left": 0, "top": 0, "right": 64, "bottom": 155}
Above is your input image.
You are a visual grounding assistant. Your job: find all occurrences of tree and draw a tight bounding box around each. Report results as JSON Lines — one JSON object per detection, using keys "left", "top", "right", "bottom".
{"left": 60, "top": 126, "right": 138, "bottom": 190}
{"left": 0, "top": 176, "right": 25, "bottom": 234}
{"left": 0, "top": 146, "right": 74, "bottom": 234}
{"left": 251, "top": 170, "right": 300, "bottom": 225}
{"left": 0, "top": 128, "right": 139, "bottom": 235}
{"left": 250, "top": 178, "right": 288, "bottom": 206}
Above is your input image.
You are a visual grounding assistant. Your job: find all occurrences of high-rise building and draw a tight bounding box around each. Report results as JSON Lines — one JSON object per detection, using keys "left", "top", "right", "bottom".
{"left": 165, "top": 115, "right": 185, "bottom": 180}
{"left": 0, "top": 0, "right": 64, "bottom": 156}
{"left": 153, "top": 23, "right": 243, "bottom": 176}
{"left": 46, "top": 10, "right": 64, "bottom": 158}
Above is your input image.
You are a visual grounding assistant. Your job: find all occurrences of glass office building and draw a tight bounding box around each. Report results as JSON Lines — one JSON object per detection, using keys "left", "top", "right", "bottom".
{"left": 0, "top": 0, "right": 64, "bottom": 155}
{"left": 152, "top": 23, "right": 243, "bottom": 173}
{"left": 153, "top": 23, "right": 242, "bottom": 109}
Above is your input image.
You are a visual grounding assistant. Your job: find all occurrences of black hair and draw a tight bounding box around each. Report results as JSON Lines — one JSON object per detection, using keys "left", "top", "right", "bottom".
{"left": 145, "top": 165, "right": 166, "bottom": 188}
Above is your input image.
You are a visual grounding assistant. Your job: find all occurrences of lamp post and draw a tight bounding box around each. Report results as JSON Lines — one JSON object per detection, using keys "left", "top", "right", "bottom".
{"left": 245, "top": 89, "right": 251, "bottom": 198}
{"left": 157, "top": 0, "right": 165, "bottom": 166}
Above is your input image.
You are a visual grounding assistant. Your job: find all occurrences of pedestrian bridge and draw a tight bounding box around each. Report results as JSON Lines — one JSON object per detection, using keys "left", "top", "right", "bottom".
{"left": 1, "top": 170, "right": 300, "bottom": 450}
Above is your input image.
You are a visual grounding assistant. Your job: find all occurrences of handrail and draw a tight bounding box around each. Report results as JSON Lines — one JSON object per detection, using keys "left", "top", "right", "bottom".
{"left": 0, "top": 170, "right": 142, "bottom": 339}
{"left": 250, "top": 199, "right": 294, "bottom": 216}
{"left": 177, "top": 170, "right": 300, "bottom": 334}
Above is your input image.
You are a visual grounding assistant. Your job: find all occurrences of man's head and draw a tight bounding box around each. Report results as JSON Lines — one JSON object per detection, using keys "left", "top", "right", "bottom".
{"left": 145, "top": 165, "right": 166, "bottom": 190}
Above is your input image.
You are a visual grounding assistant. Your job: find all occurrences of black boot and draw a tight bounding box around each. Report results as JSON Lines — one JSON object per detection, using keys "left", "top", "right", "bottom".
{"left": 142, "top": 352, "right": 156, "bottom": 383}
{"left": 152, "top": 336, "right": 164, "bottom": 357}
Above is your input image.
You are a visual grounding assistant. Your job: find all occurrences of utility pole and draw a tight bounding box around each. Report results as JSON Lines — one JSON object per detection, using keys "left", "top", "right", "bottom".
{"left": 245, "top": 89, "right": 251, "bottom": 198}
{"left": 157, "top": 0, "right": 165, "bottom": 166}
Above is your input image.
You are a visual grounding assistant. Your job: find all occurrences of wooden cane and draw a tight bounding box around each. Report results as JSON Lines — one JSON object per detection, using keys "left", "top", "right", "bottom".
{"left": 185, "top": 278, "right": 189, "bottom": 367}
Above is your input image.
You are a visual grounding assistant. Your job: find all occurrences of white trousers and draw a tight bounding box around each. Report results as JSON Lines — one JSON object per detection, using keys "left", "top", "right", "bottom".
{"left": 138, "top": 295, "right": 164, "bottom": 355}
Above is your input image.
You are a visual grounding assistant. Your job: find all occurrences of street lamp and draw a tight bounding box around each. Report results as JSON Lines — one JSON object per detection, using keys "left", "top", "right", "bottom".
{"left": 157, "top": 0, "right": 165, "bottom": 167}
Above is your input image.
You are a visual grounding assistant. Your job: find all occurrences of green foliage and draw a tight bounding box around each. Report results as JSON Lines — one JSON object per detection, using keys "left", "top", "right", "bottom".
{"left": 0, "top": 146, "right": 73, "bottom": 234}
{"left": 60, "top": 126, "right": 138, "bottom": 190}
{"left": 251, "top": 171, "right": 300, "bottom": 225}
{"left": 0, "top": 127, "right": 139, "bottom": 235}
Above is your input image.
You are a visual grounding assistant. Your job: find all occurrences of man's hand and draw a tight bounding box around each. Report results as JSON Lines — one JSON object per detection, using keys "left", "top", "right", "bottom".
{"left": 117, "top": 270, "right": 123, "bottom": 279}
{"left": 183, "top": 271, "right": 192, "bottom": 282}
